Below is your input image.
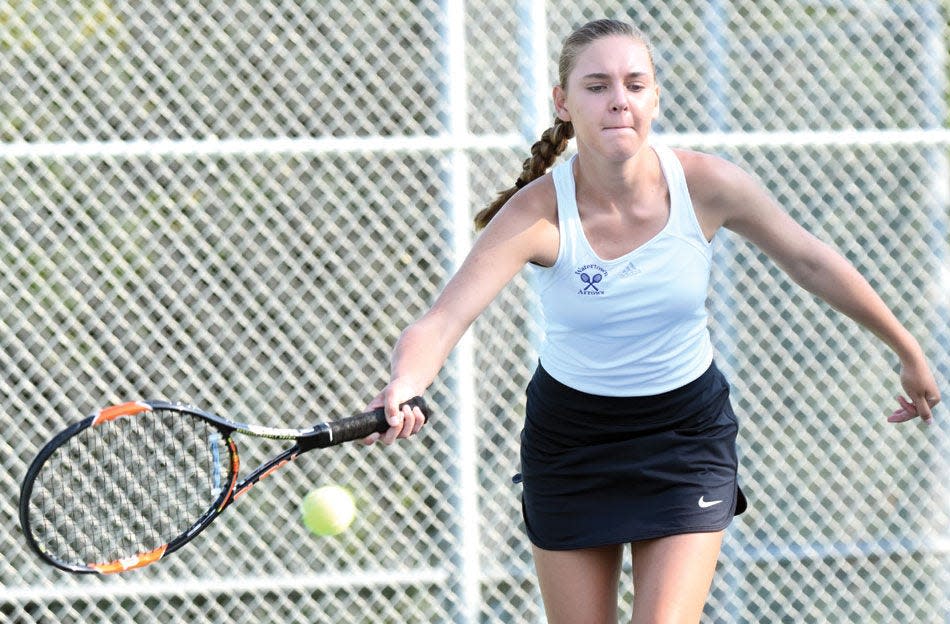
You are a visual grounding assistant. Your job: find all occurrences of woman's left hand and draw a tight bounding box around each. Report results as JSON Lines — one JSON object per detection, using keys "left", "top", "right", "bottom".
{"left": 887, "top": 359, "right": 940, "bottom": 424}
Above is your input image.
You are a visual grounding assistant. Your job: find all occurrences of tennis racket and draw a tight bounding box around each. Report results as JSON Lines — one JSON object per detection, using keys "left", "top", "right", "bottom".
{"left": 19, "top": 396, "right": 429, "bottom": 574}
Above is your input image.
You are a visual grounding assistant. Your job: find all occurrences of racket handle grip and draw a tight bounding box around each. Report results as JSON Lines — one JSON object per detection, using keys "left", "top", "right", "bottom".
{"left": 323, "top": 396, "right": 430, "bottom": 446}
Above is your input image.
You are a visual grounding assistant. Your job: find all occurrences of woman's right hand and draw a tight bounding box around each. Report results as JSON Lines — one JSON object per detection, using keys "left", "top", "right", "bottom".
{"left": 361, "top": 379, "right": 428, "bottom": 446}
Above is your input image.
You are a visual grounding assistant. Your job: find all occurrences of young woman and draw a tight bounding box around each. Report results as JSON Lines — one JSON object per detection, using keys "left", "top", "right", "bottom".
{"left": 364, "top": 19, "right": 940, "bottom": 624}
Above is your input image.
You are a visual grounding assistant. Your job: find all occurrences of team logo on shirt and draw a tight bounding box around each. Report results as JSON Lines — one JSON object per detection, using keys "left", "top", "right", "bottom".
{"left": 575, "top": 264, "right": 607, "bottom": 295}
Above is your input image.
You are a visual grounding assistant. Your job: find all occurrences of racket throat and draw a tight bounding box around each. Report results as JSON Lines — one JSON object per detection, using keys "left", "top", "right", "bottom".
{"left": 230, "top": 446, "right": 303, "bottom": 504}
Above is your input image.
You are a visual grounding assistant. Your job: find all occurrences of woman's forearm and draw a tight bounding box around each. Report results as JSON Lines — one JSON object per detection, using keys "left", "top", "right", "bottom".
{"left": 783, "top": 240, "right": 925, "bottom": 364}
{"left": 388, "top": 310, "right": 469, "bottom": 392}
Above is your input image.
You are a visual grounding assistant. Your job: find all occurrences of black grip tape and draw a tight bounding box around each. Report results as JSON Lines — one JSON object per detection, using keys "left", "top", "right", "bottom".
{"left": 326, "top": 396, "right": 429, "bottom": 445}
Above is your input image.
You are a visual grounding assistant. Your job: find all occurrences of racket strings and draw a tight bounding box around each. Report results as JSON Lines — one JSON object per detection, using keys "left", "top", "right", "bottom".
{"left": 27, "top": 409, "right": 230, "bottom": 567}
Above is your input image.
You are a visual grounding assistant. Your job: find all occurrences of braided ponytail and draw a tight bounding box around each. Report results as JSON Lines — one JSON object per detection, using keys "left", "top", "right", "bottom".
{"left": 472, "top": 117, "right": 574, "bottom": 230}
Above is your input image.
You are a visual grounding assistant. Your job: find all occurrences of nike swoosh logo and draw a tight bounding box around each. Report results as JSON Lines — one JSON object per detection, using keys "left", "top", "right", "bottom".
{"left": 698, "top": 496, "right": 723, "bottom": 509}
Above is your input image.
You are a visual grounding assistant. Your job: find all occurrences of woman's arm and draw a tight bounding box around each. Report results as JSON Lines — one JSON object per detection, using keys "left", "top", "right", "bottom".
{"left": 365, "top": 178, "right": 559, "bottom": 444}
{"left": 683, "top": 150, "right": 940, "bottom": 423}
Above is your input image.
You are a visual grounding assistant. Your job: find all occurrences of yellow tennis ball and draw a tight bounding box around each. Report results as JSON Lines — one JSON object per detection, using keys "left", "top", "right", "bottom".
{"left": 300, "top": 485, "right": 356, "bottom": 537}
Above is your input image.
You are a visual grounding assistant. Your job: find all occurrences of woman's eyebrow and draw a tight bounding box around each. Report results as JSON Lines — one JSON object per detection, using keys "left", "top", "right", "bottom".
{"left": 580, "top": 71, "right": 650, "bottom": 81}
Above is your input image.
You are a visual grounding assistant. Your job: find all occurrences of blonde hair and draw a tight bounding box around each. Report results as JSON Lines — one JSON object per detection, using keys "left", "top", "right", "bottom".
{"left": 473, "top": 19, "right": 654, "bottom": 230}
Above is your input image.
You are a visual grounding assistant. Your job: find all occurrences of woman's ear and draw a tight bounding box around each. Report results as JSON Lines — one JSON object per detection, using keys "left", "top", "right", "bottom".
{"left": 553, "top": 85, "right": 570, "bottom": 122}
{"left": 651, "top": 85, "right": 661, "bottom": 120}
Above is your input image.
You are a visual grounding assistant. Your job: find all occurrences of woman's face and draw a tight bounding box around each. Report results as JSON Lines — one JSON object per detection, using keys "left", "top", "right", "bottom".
{"left": 553, "top": 35, "right": 660, "bottom": 162}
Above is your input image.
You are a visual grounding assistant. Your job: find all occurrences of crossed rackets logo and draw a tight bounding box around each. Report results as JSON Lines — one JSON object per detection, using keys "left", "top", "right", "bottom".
{"left": 575, "top": 264, "right": 607, "bottom": 295}
{"left": 580, "top": 272, "right": 602, "bottom": 291}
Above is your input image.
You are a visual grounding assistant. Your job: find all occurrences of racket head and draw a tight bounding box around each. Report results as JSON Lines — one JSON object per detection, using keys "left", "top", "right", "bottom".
{"left": 19, "top": 401, "right": 237, "bottom": 574}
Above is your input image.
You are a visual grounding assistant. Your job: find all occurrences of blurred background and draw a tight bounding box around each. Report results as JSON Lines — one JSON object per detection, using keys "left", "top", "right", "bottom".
{"left": 1, "top": 1, "right": 947, "bottom": 622}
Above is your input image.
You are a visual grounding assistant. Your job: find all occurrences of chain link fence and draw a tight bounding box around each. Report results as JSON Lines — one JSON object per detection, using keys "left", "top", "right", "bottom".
{"left": 2, "top": 1, "right": 948, "bottom": 622}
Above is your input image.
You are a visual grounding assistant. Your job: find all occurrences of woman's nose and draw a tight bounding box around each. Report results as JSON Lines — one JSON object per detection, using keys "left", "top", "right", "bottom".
{"left": 609, "top": 89, "right": 628, "bottom": 112}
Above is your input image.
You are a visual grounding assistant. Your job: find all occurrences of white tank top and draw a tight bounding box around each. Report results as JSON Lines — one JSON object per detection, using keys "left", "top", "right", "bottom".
{"left": 533, "top": 144, "right": 714, "bottom": 396}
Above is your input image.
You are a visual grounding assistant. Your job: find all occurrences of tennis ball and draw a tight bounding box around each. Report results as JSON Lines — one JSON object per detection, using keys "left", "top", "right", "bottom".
{"left": 300, "top": 485, "right": 356, "bottom": 537}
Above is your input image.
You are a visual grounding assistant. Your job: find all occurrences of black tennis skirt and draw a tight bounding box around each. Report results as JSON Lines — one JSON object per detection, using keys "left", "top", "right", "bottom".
{"left": 519, "top": 360, "right": 747, "bottom": 550}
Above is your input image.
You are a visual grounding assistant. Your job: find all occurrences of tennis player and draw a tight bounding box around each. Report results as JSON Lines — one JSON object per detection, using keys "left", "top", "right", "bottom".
{"left": 366, "top": 19, "right": 941, "bottom": 624}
